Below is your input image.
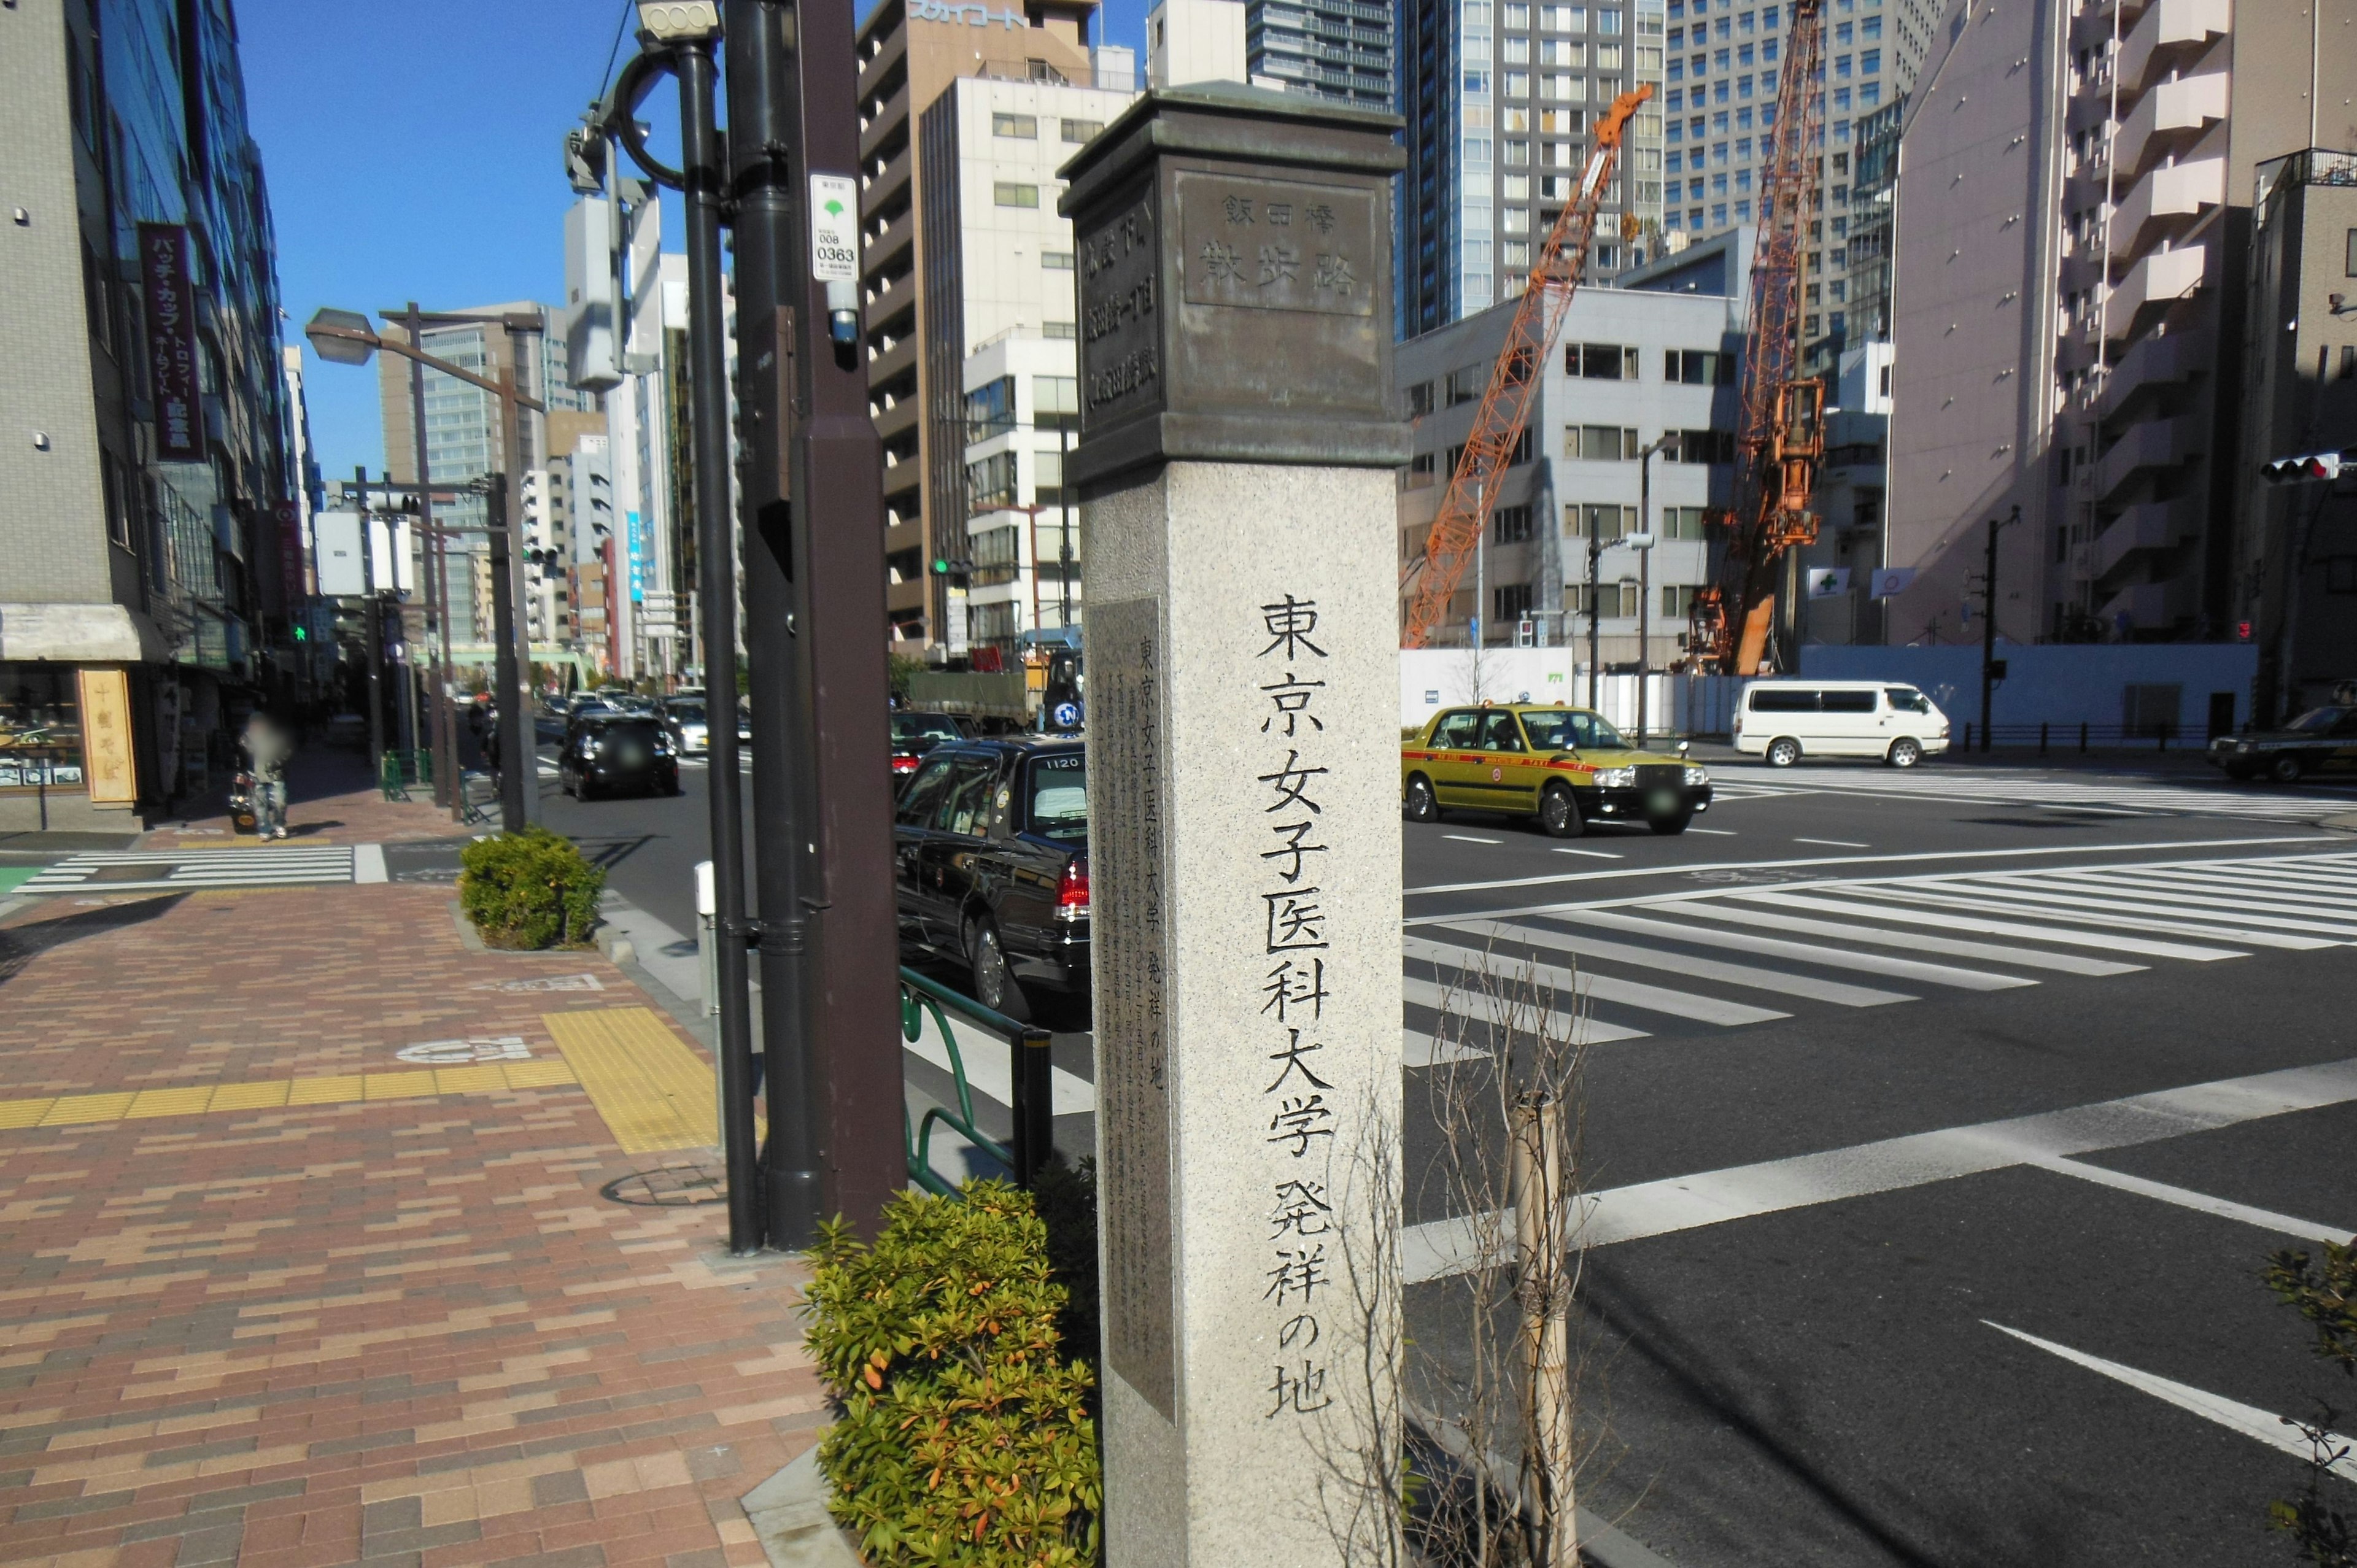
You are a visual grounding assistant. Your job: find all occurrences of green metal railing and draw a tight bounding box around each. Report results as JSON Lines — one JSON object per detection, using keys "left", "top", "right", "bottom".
{"left": 900, "top": 966, "right": 1055, "bottom": 1198}
{"left": 377, "top": 748, "right": 434, "bottom": 801}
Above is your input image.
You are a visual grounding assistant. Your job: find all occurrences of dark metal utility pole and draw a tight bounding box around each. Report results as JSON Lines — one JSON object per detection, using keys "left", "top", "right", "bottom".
{"left": 1585, "top": 506, "right": 1602, "bottom": 708}
{"left": 353, "top": 466, "right": 385, "bottom": 783}
{"left": 404, "top": 304, "right": 461, "bottom": 820}
{"left": 729, "top": 0, "right": 902, "bottom": 1243}
{"left": 484, "top": 479, "right": 530, "bottom": 832}
{"left": 1979, "top": 504, "right": 2018, "bottom": 754}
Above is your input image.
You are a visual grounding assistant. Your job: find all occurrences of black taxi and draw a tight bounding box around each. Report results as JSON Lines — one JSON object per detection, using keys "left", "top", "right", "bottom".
{"left": 2209, "top": 705, "right": 2357, "bottom": 784}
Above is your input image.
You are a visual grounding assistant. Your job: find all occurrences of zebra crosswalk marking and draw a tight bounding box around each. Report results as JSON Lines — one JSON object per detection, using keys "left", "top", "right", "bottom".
{"left": 1400, "top": 974, "right": 1649, "bottom": 1044}
{"left": 14, "top": 847, "right": 359, "bottom": 894}
{"left": 1735, "top": 887, "right": 2246, "bottom": 960}
{"left": 1551, "top": 905, "right": 2034, "bottom": 991}
{"left": 1987, "top": 873, "right": 2357, "bottom": 932}
{"left": 1883, "top": 880, "right": 2352, "bottom": 946}
{"left": 2057, "top": 868, "right": 2357, "bottom": 914}
{"left": 1673, "top": 900, "right": 2143, "bottom": 976}
{"left": 1406, "top": 936, "right": 1789, "bottom": 1026}
{"left": 1835, "top": 883, "right": 2299, "bottom": 951}
{"left": 1443, "top": 917, "right": 1919, "bottom": 1006}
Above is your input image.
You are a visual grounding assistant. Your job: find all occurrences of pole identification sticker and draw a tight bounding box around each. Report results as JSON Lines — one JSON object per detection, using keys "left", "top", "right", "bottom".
{"left": 809, "top": 174, "right": 859, "bottom": 282}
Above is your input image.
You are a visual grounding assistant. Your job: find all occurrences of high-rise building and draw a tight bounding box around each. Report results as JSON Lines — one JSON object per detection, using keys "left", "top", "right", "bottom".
{"left": 917, "top": 73, "right": 1139, "bottom": 654}
{"left": 1884, "top": 0, "right": 2356, "bottom": 647}
{"left": 0, "top": 0, "right": 296, "bottom": 824}
{"left": 854, "top": 0, "right": 1128, "bottom": 649}
{"left": 2230, "top": 146, "right": 2357, "bottom": 722}
{"left": 1246, "top": 0, "right": 1394, "bottom": 110}
{"left": 1396, "top": 0, "right": 1661, "bottom": 341}
{"left": 376, "top": 306, "right": 592, "bottom": 659}
{"left": 1659, "top": 0, "right": 1941, "bottom": 370}
{"left": 1149, "top": 0, "right": 1249, "bottom": 88}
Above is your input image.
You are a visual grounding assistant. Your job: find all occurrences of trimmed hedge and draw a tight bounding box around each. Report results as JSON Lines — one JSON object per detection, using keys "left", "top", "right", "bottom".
{"left": 457, "top": 828, "right": 605, "bottom": 949}
{"left": 803, "top": 1182, "right": 1099, "bottom": 1566}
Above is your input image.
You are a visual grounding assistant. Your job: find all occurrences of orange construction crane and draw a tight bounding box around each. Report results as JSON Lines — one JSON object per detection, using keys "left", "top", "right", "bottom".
{"left": 1689, "top": 0, "right": 1827, "bottom": 674}
{"left": 1400, "top": 85, "right": 1654, "bottom": 650}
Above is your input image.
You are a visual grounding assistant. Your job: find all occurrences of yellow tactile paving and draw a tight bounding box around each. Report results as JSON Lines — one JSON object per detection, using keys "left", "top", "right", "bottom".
{"left": 0, "top": 1061, "right": 578, "bottom": 1133}
{"left": 541, "top": 1007, "right": 717, "bottom": 1155}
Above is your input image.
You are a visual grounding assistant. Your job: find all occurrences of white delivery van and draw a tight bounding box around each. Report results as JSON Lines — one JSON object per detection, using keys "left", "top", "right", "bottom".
{"left": 1732, "top": 680, "right": 1953, "bottom": 768}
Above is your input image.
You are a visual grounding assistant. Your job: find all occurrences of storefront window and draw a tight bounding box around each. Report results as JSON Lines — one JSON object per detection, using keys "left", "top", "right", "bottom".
{"left": 0, "top": 666, "right": 86, "bottom": 788}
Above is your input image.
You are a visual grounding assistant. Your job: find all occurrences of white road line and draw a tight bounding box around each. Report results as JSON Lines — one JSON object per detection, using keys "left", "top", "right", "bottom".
{"left": 1404, "top": 834, "right": 2337, "bottom": 898}
{"left": 1554, "top": 848, "right": 1622, "bottom": 859}
{"left": 1401, "top": 1055, "right": 2357, "bottom": 1282}
{"left": 1401, "top": 974, "right": 1650, "bottom": 1044}
{"left": 1442, "top": 919, "right": 1918, "bottom": 1006}
{"left": 1983, "top": 1323, "right": 2357, "bottom": 1486}
{"left": 2139, "top": 867, "right": 2357, "bottom": 901}
{"left": 2042, "top": 868, "right": 2357, "bottom": 917}
{"left": 1967, "top": 872, "right": 2357, "bottom": 934}
{"left": 1794, "top": 837, "right": 1868, "bottom": 848}
{"left": 1442, "top": 834, "right": 1504, "bottom": 845}
{"left": 1545, "top": 906, "right": 2032, "bottom": 991}
{"left": 1860, "top": 882, "right": 2339, "bottom": 949}
{"left": 1730, "top": 889, "right": 2246, "bottom": 961}
{"left": 2028, "top": 1156, "right": 2354, "bottom": 1243}
{"left": 353, "top": 845, "right": 388, "bottom": 884}
{"left": 1404, "top": 1028, "right": 1491, "bottom": 1066}
{"left": 1673, "top": 900, "right": 2144, "bottom": 976}
{"left": 1687, "top": 827, "right": 1737, "bottom": 835}
{"left": 1406, "top": 937, "right": 1787, "bottom": 1026}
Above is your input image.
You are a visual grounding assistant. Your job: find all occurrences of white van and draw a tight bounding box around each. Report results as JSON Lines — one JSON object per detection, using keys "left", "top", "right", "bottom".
{"left": 1733, "top": 680, "right": 1952, "bottom": 768}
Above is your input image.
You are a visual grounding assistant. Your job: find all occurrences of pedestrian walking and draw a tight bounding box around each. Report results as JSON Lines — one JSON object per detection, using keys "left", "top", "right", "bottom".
{"left": 242, "top": 712, "right": 293, "bottom": 840}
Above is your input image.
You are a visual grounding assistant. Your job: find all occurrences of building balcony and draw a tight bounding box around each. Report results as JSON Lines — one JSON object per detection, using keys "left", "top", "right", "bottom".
{"left": 867, "top": 330, "right": 918, "bottom": 389}
{"left": 870, "top": 394, "right": 919, "bottom": 446}
{"left": 866, "top": 207, "right": 915, "bottom": 276}
{"left": 2118, "top": 0, "right": 2228, "bottom": 98}
{"left": 856, "top": 27, "right": 907, "bottom": 99}
{"left": 862, "top": 146, "right": 911, "bottom": 212}
{"left": 859, "top": 80, "right": 911, "bottom": 162}
{"left": 2096, "top": 326, "right": 2209, "bottom": 428}
{"left": 2097, "top": 575, "right": 2195, "bottom": 634}
{"left": 2113, "top": 70, "right": 2229, "bottom": 179}
{"left": 885, "top": 577, "right": 927, "bottom": 617}
{"left": 2094, "top": 412, "right": 2203, "bottom": 503}
{"left": 2110, "top": 156, "right": 2223, "bottom": 258}
{"left": 2105, "top": 244, "right": 2205, "bottom": 339}
{"left": 2090, "top": 495, "right": 2198, "bottom": 582}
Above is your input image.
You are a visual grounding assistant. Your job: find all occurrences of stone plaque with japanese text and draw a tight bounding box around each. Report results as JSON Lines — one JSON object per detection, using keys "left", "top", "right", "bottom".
{"left": 1175, "top": 174, "right": 1376, "bottom": 318}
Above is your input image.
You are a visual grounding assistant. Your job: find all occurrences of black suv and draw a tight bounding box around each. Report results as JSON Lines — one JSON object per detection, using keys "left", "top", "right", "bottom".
{"left": 558, "top": 713, "right": 679, "bottom": 799}
{"left": 893, "top": 736, "right": 1088, "bottom": 1022}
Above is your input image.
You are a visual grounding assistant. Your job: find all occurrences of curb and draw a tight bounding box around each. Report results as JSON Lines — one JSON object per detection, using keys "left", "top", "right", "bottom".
{"left": 741, "top": 1446, "right": 863, "bottom": 1568}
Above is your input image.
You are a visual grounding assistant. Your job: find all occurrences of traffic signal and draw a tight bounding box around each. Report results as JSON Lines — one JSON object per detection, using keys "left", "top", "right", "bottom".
{"left": 930, "top": 555, "right": 972, "bottom": 588}
{"left": 2260, "top": 449, "right": 2350, "bottom": 484}
{"left": 293, "top": 624, "right": 308, "bottom": 641}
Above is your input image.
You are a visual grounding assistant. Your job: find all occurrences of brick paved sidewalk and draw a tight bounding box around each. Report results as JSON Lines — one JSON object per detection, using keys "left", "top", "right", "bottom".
{"left": 144, "top": 748, "right": 481, "bottom": 851}
{"left": 0, "top": 882, "right": 826, "bottom": 1568}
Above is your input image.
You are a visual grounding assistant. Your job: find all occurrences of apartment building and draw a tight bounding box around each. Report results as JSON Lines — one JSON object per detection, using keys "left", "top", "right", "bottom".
{"left": 1396, "top": 231, "right": 1749, "bottom": 663}
{"left": 1246, "top": 0, "right": 1394, "bottom": 110}
{"left": 2232, "top": 147, "right": 2357, "bottom": 720}
{"left": 1660, "top": 0, "right": 1941, "bottom": 369}
{"left": 1885, "top": 0, "right": 2356, "bottom": 649}
{"left": 854, "top": 0, "right": 1128, "bottom": 648}
{"left": 957, "top": 334, "right": 1082, "bottom": 654}
{"left": 0, "top": 0, "right": 296, "bottom": 825}
{"left": 1396, "top": 0, "right": 1662, "bottom": 338}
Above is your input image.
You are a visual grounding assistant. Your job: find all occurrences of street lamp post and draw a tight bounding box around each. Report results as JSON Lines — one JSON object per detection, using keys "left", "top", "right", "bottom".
{"left": 306, "top": 307, "right": 546, "bottom": 831}
{"left": 1633, "top": 434, "right": 1673, "bottom": 745}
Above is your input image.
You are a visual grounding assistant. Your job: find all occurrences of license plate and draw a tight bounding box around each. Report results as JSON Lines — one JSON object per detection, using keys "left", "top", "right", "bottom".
{"left": 1645, "top": 790, "right": 1680, "bottom": 815}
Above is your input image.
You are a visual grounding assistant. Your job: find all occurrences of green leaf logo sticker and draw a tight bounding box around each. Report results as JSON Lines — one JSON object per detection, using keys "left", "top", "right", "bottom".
{"left": 824, "top": 199, "right": 846, "bottom": 219}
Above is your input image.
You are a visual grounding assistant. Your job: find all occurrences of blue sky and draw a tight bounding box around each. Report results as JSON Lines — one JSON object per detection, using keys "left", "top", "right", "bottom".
{"left": 238, "top": 0, "right": 1150, "bottom": 486}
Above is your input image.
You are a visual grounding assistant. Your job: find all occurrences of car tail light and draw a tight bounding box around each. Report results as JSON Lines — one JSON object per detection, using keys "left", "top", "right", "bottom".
{"left": 891, "top": 753, "right": 919, "bottom": 775}
{"left": 1056, "top": 858, "right": 1089, "bottom": 922}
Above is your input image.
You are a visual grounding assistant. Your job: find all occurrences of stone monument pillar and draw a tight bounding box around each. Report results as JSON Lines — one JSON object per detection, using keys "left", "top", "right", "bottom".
{"left": 1059, "top": 86, "right": 1409, "bottom": 1567}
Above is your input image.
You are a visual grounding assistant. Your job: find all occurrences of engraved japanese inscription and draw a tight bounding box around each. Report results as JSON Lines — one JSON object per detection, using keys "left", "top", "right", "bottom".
{"left": 1178, "top": 174, "right": 1376, "bottom": 319}
{"left": 1077, "top": 189, "right": 1164, "bottom": 422}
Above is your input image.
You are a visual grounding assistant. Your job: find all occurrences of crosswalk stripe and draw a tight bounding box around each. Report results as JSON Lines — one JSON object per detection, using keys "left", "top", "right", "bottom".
{"left": 1401, "top": 974, "right": 1649, "bottom": 1044}
{"left": 2072, "top": 867, "right": 2357, "bottom": 912}
{"left": 1670, "top": 899, "right": 2143, "bottom": 976}
{"left": 1541, "top": 906, "right": 2030, "bottom": 991}
{"left": 2024, "top": 870, "right": 2357, "bottom": 924}
{"left": 1733, "top": 887, "right": 2247, "bottom": 960}
{"left": 1406, "top": 935, "right": 1789, "bottom": 1026}
{"left": 1840, "top": 884, "right": 2301, "bottom": 952}
{"left": 1897, "top": 879, "right": 2355, "bottom": 944}
{"left": 1446, "top": 917, "right": 1921, "bottom": 1006}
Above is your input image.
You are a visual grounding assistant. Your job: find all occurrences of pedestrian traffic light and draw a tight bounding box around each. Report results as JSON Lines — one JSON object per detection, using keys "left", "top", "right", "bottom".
{"left": 293, "top": 624, "right": 308, "bottom": 641}
{"left": 2260, "top": 449, "right": 2350, "bottom": 484}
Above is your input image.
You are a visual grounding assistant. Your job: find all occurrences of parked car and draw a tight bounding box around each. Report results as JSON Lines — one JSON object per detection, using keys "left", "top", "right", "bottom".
{"left": 2209, "top": 705, "right": 2357, "bottom": 783}
{"left": 1732, "top": 679, "right": 1952, "bottom": 768}
{"left": 890, "top": 710, "right": 969, "bottom": 781}
{"left": 892, "top": 736, "right": 1087, "bottom": 1021}
{"left": 1401, "top": 702, "right": 1713, "bottom": 836}
{"left": 659, "top": 697, "right": 711, "bottom": 757}
{"left": 558, "top": 714, "right": 679, "bottom": 800}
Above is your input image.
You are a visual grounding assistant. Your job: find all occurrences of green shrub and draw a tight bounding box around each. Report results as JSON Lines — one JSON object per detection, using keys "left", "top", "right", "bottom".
{"left": 802, "top": 1181, "right": 1099, "bottom": 1566}
{"left": 457, "top": 828, "right": 605, "bottom": 949}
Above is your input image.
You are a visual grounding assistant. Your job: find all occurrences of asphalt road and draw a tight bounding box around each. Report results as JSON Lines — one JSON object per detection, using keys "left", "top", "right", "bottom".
{"left": 433, "top": 736, "right": 2357, "bottom": 1566}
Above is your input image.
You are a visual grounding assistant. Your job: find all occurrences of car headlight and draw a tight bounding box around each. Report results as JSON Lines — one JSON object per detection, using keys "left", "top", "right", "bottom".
{"left": 1684, "top": 765, "right": 1709, "bottom": 787}
{"left": 2232, "top": 740, "right": 2252, "bottom": 752}
{"left": 1594, "top": 767, "right": 1637, "bottom": 789}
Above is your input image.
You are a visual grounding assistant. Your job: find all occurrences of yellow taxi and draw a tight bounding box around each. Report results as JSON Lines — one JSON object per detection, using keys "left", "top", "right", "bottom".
{"left": 1401, "top": 701, "right": 1714, "bottom": 837}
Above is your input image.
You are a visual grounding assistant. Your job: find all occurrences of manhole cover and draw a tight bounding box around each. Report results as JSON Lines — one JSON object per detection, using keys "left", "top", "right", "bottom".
{"left": 601, "top": 1163, "right": 727, "bottom": 1207}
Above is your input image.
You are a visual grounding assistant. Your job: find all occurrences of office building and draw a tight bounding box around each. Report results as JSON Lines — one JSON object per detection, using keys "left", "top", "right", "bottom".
{"left": 1247, "top": 0, "right": 1393, "bottom": 110}
{"left": 376, "top": 305, "right": 592, "bottom": 662}
{"left": 2231, "top": 147, "right": 2357, "bottom": 721}
{"left": 1660, "top": 0, "right": 1941, "bottom": 368}
{"left": 1884, "top": 0, "right": 2355, "bottom": 648}
{"left": 1396, "top": 231, "right": 1749, "bottom": 661}
{"left": 0, "top": 0, "right": 296, "bottom": 826}
{"left": 1149, "top": 0, "right": 1249, "bottom": 87}
{"left": 856, "top": 0, "right": 1131, "bottom": 647}
{"left": 1396, "top": 0, "right": 1662, "bottom": 339}
{"left": 958, "top": 333, "right": 1082, "bottom": 655}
